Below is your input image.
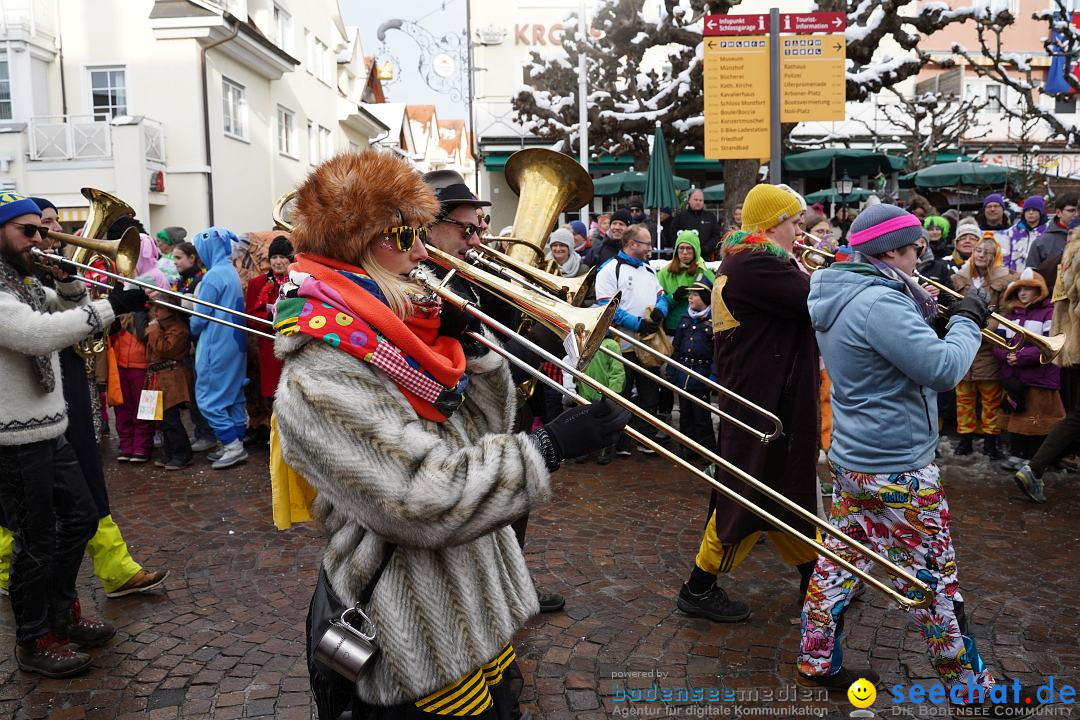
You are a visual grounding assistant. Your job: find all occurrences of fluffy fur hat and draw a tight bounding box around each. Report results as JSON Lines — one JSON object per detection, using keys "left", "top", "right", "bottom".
{"left": 291, "top": 150, "right": 439, "bottom": 266}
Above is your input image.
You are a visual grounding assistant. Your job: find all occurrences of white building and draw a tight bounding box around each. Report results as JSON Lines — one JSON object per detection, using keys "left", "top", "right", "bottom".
{"left": 0, "top": 0, "right": 388, "bottom": 234}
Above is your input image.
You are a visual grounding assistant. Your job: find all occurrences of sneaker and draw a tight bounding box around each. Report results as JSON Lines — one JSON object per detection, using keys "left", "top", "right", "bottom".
{"left": 164, "top": 457, "right": 192, "bottom": 471}
{"left": 211, "top": 440, "right": 248, "bottom": 469}
{"left": 206, "top": 443, "right": 225, "bottom": 462}
{"left": 636, "top": 444, "right": 657, "bottom": 456}
{"left": 1014, "top": 465, "right": 1047, "bottom": 503}
{"left": 676, "top": 583, "right": 751, "bottom": 623}
{"left": 15, "top": 632, "right": 92, "bottom": 678}
{"left": 154, "top": 459, "right": 166, "bottom": 468}
{"left": 54, "top": 599, "right": 115, "bottom": 648}
{"left": 128, "top": 454, "right": 149, "bottom": 464}
{"left": 954, "top": 436, "right": 974, "bottom": 456}
{"left": 616, "top": 447, "right": 633, "bottom": 457}
{"left": 190, "top": 437, "right": 217, "bottom": 453}
{"left": 999, "top": 456, "right": 1026, "bottom": 471}
{"left": 597, "top": 446, "right": 614, "bottom": 465}
{"left": 105, "top": 569, "right": 170, "bottom": 599}
{"left": 116, "top": 454, "right": 130, "bottom": 463}
{"left": 537, "top": 591, "right": 565, "bottom": 613}
{"left": 797, "top": 667, "right": 880, "bottom": 693}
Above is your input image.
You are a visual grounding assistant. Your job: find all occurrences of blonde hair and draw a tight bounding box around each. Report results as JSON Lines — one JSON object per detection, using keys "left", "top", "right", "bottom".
{"left": 359, "top": 245, "right": 417, "bottom": 320}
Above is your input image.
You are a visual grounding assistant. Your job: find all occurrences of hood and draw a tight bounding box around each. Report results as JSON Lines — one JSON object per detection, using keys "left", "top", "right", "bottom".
{"left": 807, "top": 262, "right": 903, "bottom": 332}
{"left": 193, "top": 226, "right": 237, "bottom": 271}
{"left": 1002, "top": 268, "right": 1049, "bottom": 307}
{"left": 673, "top": 230, "right": 702, "bottom": 261}
{"left": 136, "top": 233, "right": 160, "bottom": 276}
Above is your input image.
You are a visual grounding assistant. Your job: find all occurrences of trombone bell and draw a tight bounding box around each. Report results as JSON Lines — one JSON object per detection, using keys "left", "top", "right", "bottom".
{"left": 46, "top": 226, "right": 141, "bottom": 278}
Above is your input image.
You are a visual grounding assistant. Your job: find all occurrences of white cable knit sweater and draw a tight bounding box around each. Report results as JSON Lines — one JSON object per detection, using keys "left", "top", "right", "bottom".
{"left": 274, "top": 333, "right": 551, "bottom": 707}
{"left": 0, "top": 278, "right": 114, "bottom": 446}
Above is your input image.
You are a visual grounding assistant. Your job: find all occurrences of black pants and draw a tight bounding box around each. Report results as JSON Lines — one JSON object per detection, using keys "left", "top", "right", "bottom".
{"left": 620, "top": 351, "right": 660, "bottom": 444}
{"left": 1030, "top": 405, "right": 1080, "bottom": 476}
{"left": 162, "top": 405, "right": 193, "bottom": 463}
{"left": 658, "top": 386, "right": 674, "bottom": 417}
{"left": 678, "top": 388, "right": 715, "bottom": 454}
{"left": 60, "top": 347, "right": 109, "bottom": 516}
{"left": 1009, "top": 433, "right": 1045, "bottom": 460}
{"left": 0, "top": 437, "right": 98, "bottom": 643}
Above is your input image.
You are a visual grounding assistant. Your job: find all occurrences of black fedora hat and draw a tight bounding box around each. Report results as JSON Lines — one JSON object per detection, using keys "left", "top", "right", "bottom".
{"left": 422, "top": 170, "right": 492, "bottom": 217}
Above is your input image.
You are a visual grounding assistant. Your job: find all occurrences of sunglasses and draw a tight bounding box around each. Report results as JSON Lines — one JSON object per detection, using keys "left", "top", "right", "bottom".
{"left": 382, "top": 225, "right": 429, "bottom": 252}
{"left": 440, "top": 217, "right": 486, "bottom": 241}
{"left": 10, "top": 222, "right": 48, "bottom": 240}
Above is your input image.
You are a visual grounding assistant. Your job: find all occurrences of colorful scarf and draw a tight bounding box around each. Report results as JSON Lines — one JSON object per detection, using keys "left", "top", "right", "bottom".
{"left": 173, "top": 264, "right": 206, "bottom": 295}
{"left": 0, "top": 256, "right": 54, "bottom": 391}
{"left": 722, "top": 231, "right": 788, "bottom": 259}
{"left": 274, "top": 253, "right": 467, "bottom": 422}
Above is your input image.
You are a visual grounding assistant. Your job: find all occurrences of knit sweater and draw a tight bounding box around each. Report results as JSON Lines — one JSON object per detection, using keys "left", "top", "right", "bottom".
{"left": 0, "top": 277, "right": 114, "bottom": 445}
{"left": 273, "top": 333, "right": 551, "bottom": 707}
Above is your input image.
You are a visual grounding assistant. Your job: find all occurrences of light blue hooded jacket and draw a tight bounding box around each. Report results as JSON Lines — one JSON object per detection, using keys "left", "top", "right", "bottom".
{"left": 808, "top": 263, "right": 982, "bottom": 473}
{"left": 190, "top": 227, "right": 247, "bottom": 443}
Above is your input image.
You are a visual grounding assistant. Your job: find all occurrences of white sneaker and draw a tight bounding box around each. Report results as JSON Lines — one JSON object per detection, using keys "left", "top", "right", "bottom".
{"left": 211, "top": 440, "right": 248, "bottom": 469}
{"left": 191, "top": 437, "right": 217, "bottom": 453}
{"left": 207, "top": 442, "right": 225, "bottom": 462}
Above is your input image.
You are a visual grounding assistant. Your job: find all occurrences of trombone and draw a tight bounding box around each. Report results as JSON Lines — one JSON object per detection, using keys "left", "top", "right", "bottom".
{"left": 410, "top": 263, "right": 934, "bottom": 611}
{"left": 459, "top": 244, "right": 784, "bottom": 444}
{"left": 792, "top": 236, "right": 836, "bottom": 272}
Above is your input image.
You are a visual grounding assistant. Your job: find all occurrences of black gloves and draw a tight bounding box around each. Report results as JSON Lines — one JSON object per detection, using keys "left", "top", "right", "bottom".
{"left": 531, "top": 399, "right": 631, "bottom": 470}
{"left": 673, "top": 286, "right": 689, "bottom": 303}
{"left": 649, "top": 307, "right": 665, "bottom": 324}
{"left": 638, "top": 319, "right": 659, "bottom": 336}
{"left": 108, "top": 287, "right": 149, "bottom": 316}
{"left": 952, "top": 289, "right": 991, "bottom": 329}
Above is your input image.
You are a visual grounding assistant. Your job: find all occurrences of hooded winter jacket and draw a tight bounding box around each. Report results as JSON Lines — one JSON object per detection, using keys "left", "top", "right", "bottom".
{"left": 657, "top": 232, "right": 716, "bottom": 333}
{"left": 951, "top": 251, "right": 1015, "bottom": 382}
{"left": 1026, "top": 221, "right": 1071, "bottom": 269}
{"left": 808, "top": 263, "right": 981, "bottom": 473}
{"left": 991, "top": 271, "right": 1059, "bottom": 390}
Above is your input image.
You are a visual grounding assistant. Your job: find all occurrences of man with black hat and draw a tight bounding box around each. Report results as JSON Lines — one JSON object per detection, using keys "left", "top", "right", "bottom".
{"left": 421, "top": 170, "right": 567, "bottom": 614}
{"left": 584, "top": 209, "right": 631, "bottom": 268}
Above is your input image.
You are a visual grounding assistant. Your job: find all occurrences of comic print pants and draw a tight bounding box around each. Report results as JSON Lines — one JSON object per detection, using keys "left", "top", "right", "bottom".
{"left": 797, "top": 462, "right": 994, "bottom": 693}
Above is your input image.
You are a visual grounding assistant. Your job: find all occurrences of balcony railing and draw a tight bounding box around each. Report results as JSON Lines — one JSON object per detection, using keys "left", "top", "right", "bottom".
{"left": 143, "top": 119, "right": 165, "bottom": 164}
{"left": 29, "top": 115, "right": 111, "bottom": 161}
{"left": 0, "top": 0, "right": 56, "bottom": 40}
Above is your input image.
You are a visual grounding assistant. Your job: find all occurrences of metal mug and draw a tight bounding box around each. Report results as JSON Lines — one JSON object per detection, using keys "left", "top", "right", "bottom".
{"left": 314, "top": 605, "right": 379, "bottom": 681}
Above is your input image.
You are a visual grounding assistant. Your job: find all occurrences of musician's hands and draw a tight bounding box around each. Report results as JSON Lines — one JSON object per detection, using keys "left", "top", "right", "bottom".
{"left": 953, "top": 289, "right": 991, "bottom": 329}
{"left": 108, "top": 287, "right": 149, "bottom": 316}
{"left": 532, "top": 399, "right": 631, "bottom": 469}
{"left": 925, "top": 284, "right": 940, "bottom": 299}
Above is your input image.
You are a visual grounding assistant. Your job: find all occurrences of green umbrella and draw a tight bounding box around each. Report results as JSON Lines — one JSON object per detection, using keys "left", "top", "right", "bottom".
{"left": 783, "top": 149, "right": 908, "bottom": 178}
{"left": 899, "top": 161, "right": 1013, "bottom": 189}
{"left": 804, "top": 187, "right": 873, "bottom": 204}
{"left": 645, "top": 122, "right": 679, "bottom": 251}
{"left": 702, "top": 183, "right": 725, "bottom": 202}
{"left": 593, "top": 169, "right": 692, "bottom": 197}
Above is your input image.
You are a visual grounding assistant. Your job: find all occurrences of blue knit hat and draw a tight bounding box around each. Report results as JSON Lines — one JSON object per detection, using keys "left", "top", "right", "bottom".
{"left": 1022, "top": 196, "right": 1046, "bottom": 214}
{"left": 848, "top": 204, "right": 924, "bottom": 256}
{"left": 569, "top": 220, "right": 587, "bottom": 237}
{"left": 0, "top": 191, "right": 43, "bottom": 226}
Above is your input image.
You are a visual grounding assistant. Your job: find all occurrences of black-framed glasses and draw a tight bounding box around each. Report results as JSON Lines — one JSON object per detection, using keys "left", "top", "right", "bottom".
{"left": 907, "top": 243, "right": 926, "bottom": 259}
{"left": 382, "top": 225, "right": 429, "bottom": 253}
{"left": 475, "top": 213, "right": 491, "bottom": 226}
{"left": 10, "top": 222, "right": 48, "bottom": 240}
{"left": 440, "top": 217, "right": 483, "bottom": 241}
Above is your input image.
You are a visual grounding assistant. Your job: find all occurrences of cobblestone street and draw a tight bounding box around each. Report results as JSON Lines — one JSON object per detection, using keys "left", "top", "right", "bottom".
{"left": 1, "top": 437, "right": 1077, "bottom": 720}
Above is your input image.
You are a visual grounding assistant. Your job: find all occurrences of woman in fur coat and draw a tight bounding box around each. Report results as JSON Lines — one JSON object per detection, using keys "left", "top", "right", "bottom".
{"left": 272, "top": 150, "right": 627, "bottom": 719}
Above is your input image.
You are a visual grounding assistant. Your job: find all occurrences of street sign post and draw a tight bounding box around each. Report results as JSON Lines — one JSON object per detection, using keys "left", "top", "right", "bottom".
{"left": 704, "top": 10, "right": 849, "bottom": 167}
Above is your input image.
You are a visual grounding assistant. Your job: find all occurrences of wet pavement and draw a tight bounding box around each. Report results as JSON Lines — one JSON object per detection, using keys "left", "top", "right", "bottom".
{"left": 1, "top": 433, "right": 1077, "bottom": 719}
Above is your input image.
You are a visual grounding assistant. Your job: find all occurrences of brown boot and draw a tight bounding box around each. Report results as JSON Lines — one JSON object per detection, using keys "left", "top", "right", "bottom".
{"left": 105, "top": 568, "right": 169, "bottom": 599}
{"left": 16, "top": 632, "right": 92, "bottom": 678}
{"left": 55, "top": 598, "right": 115, "bottom": 648}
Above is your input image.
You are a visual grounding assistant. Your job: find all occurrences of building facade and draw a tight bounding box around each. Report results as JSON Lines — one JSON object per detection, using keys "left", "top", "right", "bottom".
{"left": 0, "top": 0, "right": 389, "bottom": 235}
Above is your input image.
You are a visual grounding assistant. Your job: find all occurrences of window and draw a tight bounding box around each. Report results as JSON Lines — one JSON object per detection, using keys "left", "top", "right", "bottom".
{"left": 319, "top": 126, "right": 333, "bottom": 160}
{"left": 0, "top": 56, "right": 11, "bottom": 121}
{"left": 986, "top": 84, "right": 1004, "bottom": 113}
{"left": 273, "top": 5, "right": 292, "bottom": 54}
{"left": 89, "top": 66, "right": 127, "bottom": 120}
{"left": 222, "top": 77, "right": 247, "bottom": 139}
{"left": 312, "top": 38, "right": 331, "bottom": 85}
{"left": 307, "top": 120, "right": 317, "bottom": 164}
{"left": 1056, "top": 95, "right": 1078, "bottom": 114}
{"left": 304, "top": 29, "right": 313, "bottom": 75}
{"left": 277, "top": 106, "right": 296, "bottom": 156}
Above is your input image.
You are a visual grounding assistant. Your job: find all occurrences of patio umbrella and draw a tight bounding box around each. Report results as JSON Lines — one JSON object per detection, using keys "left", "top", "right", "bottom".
{"left": 783, "top": 148, "right": 908, "bottom": 178}
{"left": 899, "top": 162, "right": 1013, "bottom": 189}
{"left": 702, "top": 183, "right": 725, "bottom": 202}
{"left": 593, "top": 169, "right": 692, "bottom": 197}
{"left": 804, "top": 187, "right": 873, "bottom": 205}
{"left": 644, "top": 121, "right": 679, "bottom": 253}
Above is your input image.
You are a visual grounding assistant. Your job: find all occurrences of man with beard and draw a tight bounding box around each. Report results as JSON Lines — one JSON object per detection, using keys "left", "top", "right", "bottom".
{"left": 0, "top": 193, "right": 147, "bottom": 677}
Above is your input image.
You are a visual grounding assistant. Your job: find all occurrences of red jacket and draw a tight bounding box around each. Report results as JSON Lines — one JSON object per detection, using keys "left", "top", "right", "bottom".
{"left": 244, "top": 272, "right": 286, "bottom": 397}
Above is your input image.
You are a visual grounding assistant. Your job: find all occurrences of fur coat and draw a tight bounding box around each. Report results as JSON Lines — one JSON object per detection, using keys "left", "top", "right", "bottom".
{"left": 273, "top": 333, "right": 551, "bottom": 706}
{"left": 952, "top": 264, "right": 1015, "bottom": 382}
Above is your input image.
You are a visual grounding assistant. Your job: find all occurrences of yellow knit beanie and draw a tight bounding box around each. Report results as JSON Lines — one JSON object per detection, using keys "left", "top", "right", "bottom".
{"left": 741, "top": 184, "right": 804, "bottom": 233}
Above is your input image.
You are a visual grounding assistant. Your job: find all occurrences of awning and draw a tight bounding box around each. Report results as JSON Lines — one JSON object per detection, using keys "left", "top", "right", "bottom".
{"left": 59, "top": 207, "right": 89, "bottom": 223}
{"left": 481, "top": 152, "right": 633, "bottom": 172}
{"left": 674, "top": 153, "right": 723, "bottom": 171}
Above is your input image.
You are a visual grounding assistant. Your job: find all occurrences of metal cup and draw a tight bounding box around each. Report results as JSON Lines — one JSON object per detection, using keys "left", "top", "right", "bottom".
{"left": 314, "top": 605, "right": 379, "bottom": 681}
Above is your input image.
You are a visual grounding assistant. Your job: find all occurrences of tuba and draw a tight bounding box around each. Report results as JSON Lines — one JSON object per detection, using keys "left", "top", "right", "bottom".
{"left": 68, "top": 188, "right": 137, "bottom": 359}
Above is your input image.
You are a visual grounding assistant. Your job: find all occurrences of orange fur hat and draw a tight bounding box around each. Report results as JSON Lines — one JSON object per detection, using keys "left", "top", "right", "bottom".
{"left": 290, "top": 150, "right": 439, "bottom": 266}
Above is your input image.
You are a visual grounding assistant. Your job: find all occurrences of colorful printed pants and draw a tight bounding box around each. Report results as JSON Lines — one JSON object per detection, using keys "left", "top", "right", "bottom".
{"left": 798, "top": 462, "right": 994, "bottom": 693}
{"left": 956, "top": 380, "right": 1002, "bottom": 436}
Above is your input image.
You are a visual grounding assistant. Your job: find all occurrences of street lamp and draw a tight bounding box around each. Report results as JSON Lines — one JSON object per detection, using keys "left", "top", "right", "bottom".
{"left": 835, "top": 170, "right": 854, "bottom": 240}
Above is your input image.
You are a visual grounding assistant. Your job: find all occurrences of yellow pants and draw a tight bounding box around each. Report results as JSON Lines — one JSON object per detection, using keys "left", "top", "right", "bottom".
{"left": 820, "top": 369, "right": 832, "bottom": 451}
{"left": 956, "top": 379, "right": 1002, "bottom": 436}
{"left": 0, "top": 515, "right": 142, "bottom": 594}
{"left": 695, "top": 510, "right": 821, "bottom": 575}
